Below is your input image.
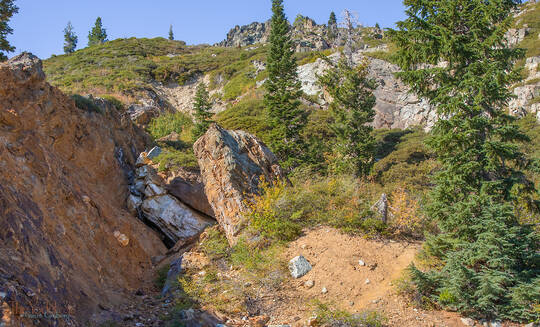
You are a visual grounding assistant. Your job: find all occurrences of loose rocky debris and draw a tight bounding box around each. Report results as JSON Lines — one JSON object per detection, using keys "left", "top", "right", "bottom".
{"left": 128, "top": 152, "right": 215, "bottom": 248}
{"left": 194, "top": 123, "right": 286, "bottom": 245}
{"left": 288, "top": 256, "right": 312, "bottom": 279}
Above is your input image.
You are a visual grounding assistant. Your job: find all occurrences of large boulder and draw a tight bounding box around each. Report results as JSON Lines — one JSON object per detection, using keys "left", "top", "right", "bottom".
{"left": 141, "top": 194, "right": 214, "bottom": 247}
{"left": 131, "top": 162, "right": 215, "bottom": 247}
{"left": 166, "top": 173, "right": 215, "bottom": 218}
{"left": 193, "top": 124, "right": 285, "bottom": 245}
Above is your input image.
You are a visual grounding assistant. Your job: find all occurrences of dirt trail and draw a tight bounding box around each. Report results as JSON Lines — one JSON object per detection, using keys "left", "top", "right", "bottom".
{"left": 282, "top": 227, "right": 419, "bottom": 311}
{"left": 262, "top": 227, "right": 481, "bottom": 327}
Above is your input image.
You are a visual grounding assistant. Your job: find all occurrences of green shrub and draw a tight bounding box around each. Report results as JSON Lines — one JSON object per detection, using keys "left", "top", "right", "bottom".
{"left": 71, "top": 94, "right": 101, "bottom": 113}
{"left": 312, "top": 300, "right": 387, "bottom": 327}
{"left": 147, "top": 112, "right": 193, "bottom": 139}
{"left": 100, "top": 95, "right": 124, "bottom": 111}
{"left": 222, "top": 72, "right": 256, "bottom": 101}
{"left": 154, "top": 148, "right": 199, "bottom": 171}
{"left": 244, "top": 174, "right": 386, "bottom": 241}
{"left": 215, "top": 94, "right": 272, "bottom": 143}
{"left": 154, "top": 264, "right": 170, "bottom": 289}
{"left": 372, "top": 127, "right": 438, "bottom": 193}
{"left": 200, "top": 226, "right": 230, "bottom": 260}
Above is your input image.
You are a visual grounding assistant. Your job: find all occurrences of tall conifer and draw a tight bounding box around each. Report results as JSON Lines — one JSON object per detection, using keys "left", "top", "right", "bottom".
{"left": 88, "top": 17, "right": 108, "bottom": 46}
{"left": 318, "top": 57, "right": 376, "bottom": 176}
{"left": 389, "top": 0, "right": 539, "bottom": 321}
{"left": 264, "top": 0, "right": 305, "bottom": 170}
{"left": 63, "top": 22, "right": 78, "bottom": 54}
{"left": 327, "top": 11, "right": 338, "bottom": 44}
{"left": 0, "top": 0, "right": 18, "bottom": 60}
{"left": 169, "top": 24, "right": 174, "bottom": 40}
{"left": 192, "top": 83, "right": 213, "bottom": 141}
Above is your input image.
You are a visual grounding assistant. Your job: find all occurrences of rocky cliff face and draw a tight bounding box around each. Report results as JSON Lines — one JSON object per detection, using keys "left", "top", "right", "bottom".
{"left": 0, "top": 53, "right": 166, "bottom": 325}
{"left": 217, "top": 21, "right": 271, "bottom": 48}
{"left": 296, "top": 51, "right": 436, "bottom": 129}
{"left": 217, "top": 18, "right": 332, "bottom": 52}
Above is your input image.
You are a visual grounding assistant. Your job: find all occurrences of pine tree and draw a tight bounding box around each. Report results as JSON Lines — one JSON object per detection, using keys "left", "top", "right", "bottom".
{"left": 318, "top": 56, "right": 376, "bottom": 176}
{"left": 88, "top": 17, "right": 108, "bottom": 46}
{"left": 0, "top": 0, "right": 18, "bottom": 61}
{"left": 264, "top": 0, "right": 305, "bottom": 170}
{"left": 63, "top": 21, "right": 78, "bottom": 54}
{"left": 389, "top": 0, "right": 539, "bottom": 321}
{"left": 192, "top": 83, "right": 213, "bottom": 141}
{"left": 327, "top": 11, "right": 337, "bottom": 43}
{"left": 168, "top": 24, "right": 174, "bottom": 40}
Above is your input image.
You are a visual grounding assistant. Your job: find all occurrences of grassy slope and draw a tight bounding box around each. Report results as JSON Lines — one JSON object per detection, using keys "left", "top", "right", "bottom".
{"left": 44, "top": 37, "right": 333, "bottom": 103}
{"left": 515, "top": 1, "right": 540, "bottom": 58}
{"left": 44, "top": 37, "right": 270, "bottom": 100}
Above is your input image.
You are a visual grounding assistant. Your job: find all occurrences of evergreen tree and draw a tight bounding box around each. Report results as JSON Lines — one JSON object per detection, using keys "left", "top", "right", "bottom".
{"left": 389, "top": 0, "right": 539, "bottom": 321}
{"left": 88, "top": 17, "right": 108, "bottom": 46}
{"left": 327, "top": 11, "right": 337, "bottom": 43}
{"left": 63, "top": 21, "right": 78, "bottom": 54}
{"left": 0, "top": 0, "right": 18, "bottom": 61}
{"left": 264, "top": 0, "right": 305, "bottom": 170}
{"left": 318, "top": 57, "right": 376, "bottom": 176}
{"left": 192, "top": 83, "right": 213, "bottom": 141}
{"left": 168, "top": 24, "right": 174, "bottom": 40}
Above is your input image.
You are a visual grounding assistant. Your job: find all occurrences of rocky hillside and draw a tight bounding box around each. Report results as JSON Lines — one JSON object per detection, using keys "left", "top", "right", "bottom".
{"left": 216, "top": 15, "right": 385, "bottom": 53}
{"left": 0, "top": 53, "right": 167, "bottom": 324}
{"left": 42, "top": 2, "right": 539, "bottom": 135}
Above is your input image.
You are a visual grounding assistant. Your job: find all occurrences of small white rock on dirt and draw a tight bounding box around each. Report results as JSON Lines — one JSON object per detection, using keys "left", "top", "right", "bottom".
{"left": 304, "top": 280, "right": 315, "bottom": 288}
{"left": 321, "top": 287, "right": 328, "bottom": 294}
{"left": 288, "top": 255, "right": 312, "bottom": 278}
{"left": 358, "top": 259, "right": 366, "bottom": 266}
{"left": 365, "top": 279, "right": 370, "bottom": 284}
{"left": 460, "top": 317, "right": 475, "bottom": 326}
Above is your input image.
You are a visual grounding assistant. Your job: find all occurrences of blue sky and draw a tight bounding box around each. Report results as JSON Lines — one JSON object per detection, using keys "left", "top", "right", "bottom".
{"left": 8, "top": 0, "right": 406, "bottom": 59}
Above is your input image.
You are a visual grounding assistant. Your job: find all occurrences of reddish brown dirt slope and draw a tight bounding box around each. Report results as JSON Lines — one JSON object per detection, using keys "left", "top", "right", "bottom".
{"left": 0, "top": 53, "right": 166, "bottom": 326}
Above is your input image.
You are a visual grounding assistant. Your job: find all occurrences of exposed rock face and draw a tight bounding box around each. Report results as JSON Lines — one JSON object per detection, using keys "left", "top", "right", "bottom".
{"left": 217, "top": 19, "right": 331, "bottom": 52}
{"left": 371, "top": 193, "right": 389, "bottom": 224}
{"left": 217, "top": 21, "right": 271, "bottom": 48}
{"left": 510, "top": 56, "right": 540, "bottom": 120}
{"left": 130, "top": 160, "right": 215, "bottom": 248}
{"left": 217, "top": 17, "right": 386, "bottom": 53}
{"left": 0, "top": 53, "right": 166, "bottom": 323}
{"left": 505, "top": 26, "right": 530, "bottom": 47}
{"left": 165, "top": 168, "right": 215, "bottom": 218}
{"left": 152, "top": 74, "right": 227, "bottom": 117}
{"left": 141, "top": 194, "right": 214, "bottom": 247}
{"left": 297, "top": 52, "right": 436, "bottom": 129}
{"left": 193, "top": 124, "right": 285, "bottom": 245}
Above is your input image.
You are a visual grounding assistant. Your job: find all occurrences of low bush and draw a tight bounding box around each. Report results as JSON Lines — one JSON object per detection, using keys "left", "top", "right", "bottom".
{"left": 388, "top": 187, "right": 427, "bottom": 238}
{"left": 153, "top": 148, "right": 199, "bottom": 171}
{"left": 147, "top": 111, "right": 193, "bottom": 140}
{"left": 372, "top": 127, "right": 438, "bottom": 193}
{"left": 71, "top": 94, "right": 101, "bottom": 113}
{"left": 244, "top": 175, "right": 387, "bottom": 241}
{"left": 312, "top": 300, "right": 387, "bottom": 327}
{"left": 100, "top": 95, "right": 125, "bottom": 111}
{"left": 215, "top": 94, "right": 272, "bottom": 144}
